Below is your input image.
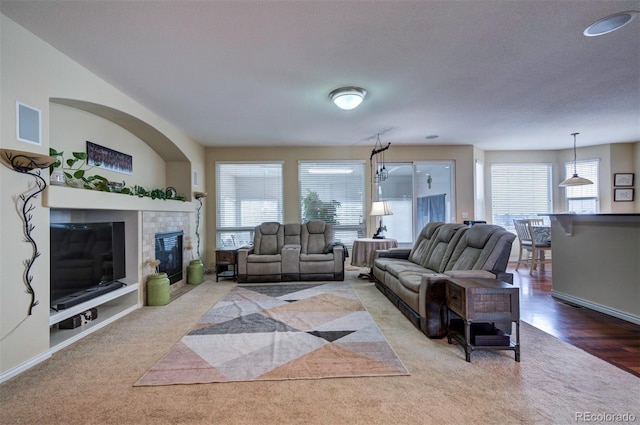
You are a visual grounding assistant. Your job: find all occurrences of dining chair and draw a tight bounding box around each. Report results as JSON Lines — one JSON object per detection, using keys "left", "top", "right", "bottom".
{"left": 513, "top": 219, "right": 533, "bottom": 272}
{"left": 528, "top": 218, "right": 545, "bottom": 226}
{"left": 513, "top": 219, "right": 552, "bottom": 275}
{"left": 526, "top": 219, "right": 552, "bottom": 275}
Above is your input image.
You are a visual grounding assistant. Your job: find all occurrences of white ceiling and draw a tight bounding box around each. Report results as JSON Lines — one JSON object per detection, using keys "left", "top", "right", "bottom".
{"left": 2, "top": 0, "right": 639, "bottom": 151}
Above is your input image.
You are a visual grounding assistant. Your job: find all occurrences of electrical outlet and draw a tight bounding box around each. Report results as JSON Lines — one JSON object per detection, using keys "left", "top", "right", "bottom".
{"left": 461, "top": 212, "right": 469, "bottom": 219}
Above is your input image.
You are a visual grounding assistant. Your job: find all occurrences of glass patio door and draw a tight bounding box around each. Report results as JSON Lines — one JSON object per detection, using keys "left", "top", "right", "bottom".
{"left": 377, "top": 161, "right": 455, "bottom": 245}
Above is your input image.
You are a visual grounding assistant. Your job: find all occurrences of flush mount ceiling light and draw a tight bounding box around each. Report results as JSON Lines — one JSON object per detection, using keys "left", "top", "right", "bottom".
{"left": 584, "top": 11, "right": 638, "bottom": 36}
{"left": 328, "top": 86, "right": 367, "bottom": 110}
{"left": 559, "top": 133, "right": 593, "bottom": 187}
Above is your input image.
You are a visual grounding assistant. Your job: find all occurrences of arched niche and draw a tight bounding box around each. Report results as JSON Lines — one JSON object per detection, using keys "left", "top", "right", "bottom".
{"left": 50, "top": 97, "right": 192, "bottom": 199}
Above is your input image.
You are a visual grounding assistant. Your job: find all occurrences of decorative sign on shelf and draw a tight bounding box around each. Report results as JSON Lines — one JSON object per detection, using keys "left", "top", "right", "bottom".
{"left": 86, "top": 140, "right": 133, "bottom": 175}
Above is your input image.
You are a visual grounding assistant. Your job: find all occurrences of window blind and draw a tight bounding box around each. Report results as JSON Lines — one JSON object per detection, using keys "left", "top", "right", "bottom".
{"left": 564, "top": 159, "right": 599, "bottom": 213}
{"left": 216, "top": 162, "right": 283, "bottom": 247}
{"left": 299, "top": 161, "right": 365, "bottom": 245}
{"left": 491, "top": 163, "right": 552, "bottom": 231}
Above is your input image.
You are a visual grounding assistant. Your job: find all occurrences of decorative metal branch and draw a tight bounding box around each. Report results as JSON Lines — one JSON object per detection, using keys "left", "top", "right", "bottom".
{"left": 195, "top": 196, "right": 203, "bottom": 258}
{"left": 193, "top": 192, "right": 207, "bottom": 258}
{"left": 1, "top": 149, "right": 55, "bottom": 315}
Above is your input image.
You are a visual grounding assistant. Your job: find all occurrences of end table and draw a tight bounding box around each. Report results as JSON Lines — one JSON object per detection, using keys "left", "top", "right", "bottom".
{"left": 215, "top": 248, "right": 239, "bottom": 281}
{"left": 351, "top": 238, "right": 398, "bottom": 280}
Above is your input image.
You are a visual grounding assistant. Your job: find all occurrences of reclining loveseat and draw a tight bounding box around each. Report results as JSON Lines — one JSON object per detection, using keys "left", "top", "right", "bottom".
{"left": 237, "top": 220, "right": 344, "bottom": 283}
{"left": 372, "top": 222, "right": 515, "bottom": 338}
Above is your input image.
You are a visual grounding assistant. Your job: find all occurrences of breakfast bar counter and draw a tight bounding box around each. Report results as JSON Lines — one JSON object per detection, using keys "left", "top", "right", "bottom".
{"left": 546, "top": 214, "right": 640, "bottom": 324}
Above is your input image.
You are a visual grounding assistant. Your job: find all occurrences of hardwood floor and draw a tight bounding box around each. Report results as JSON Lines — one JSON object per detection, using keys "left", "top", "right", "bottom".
{"left": 510, "top": 263, "right": 640, "bottom": 377}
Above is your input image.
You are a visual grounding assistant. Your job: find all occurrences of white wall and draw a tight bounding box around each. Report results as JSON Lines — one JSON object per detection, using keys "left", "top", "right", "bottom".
{"left": 51, "top": 103, "right": 166, "bottom": 189}
{"left": 1, "top": 14, "right": 205, "bottom": 377}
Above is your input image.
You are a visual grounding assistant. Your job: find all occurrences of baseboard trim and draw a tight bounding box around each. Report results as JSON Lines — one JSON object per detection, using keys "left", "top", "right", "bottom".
{"left": 551, "top": 291, "right": 640, "bottom": 325}
{"left": 0, "top": 351, "right": 51, "bottom": 384}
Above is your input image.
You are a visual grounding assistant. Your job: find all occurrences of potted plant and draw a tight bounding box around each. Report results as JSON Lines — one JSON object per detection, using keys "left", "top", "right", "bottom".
{"left": 48, "top": 148, "right": 109, "bottom": 190}
{"left": 301, "top": 189, "right": 341, "bottom": 224}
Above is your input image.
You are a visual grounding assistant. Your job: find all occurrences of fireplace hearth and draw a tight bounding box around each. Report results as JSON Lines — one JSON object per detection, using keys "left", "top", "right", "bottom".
{"left": 155, "top": 231, "right": 183, "bottom": 284}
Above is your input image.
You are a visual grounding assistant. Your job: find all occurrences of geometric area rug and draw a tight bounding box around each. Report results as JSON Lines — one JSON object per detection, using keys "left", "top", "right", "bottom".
{"left": 135, "top": 282, "right": 409, "bottom": 386}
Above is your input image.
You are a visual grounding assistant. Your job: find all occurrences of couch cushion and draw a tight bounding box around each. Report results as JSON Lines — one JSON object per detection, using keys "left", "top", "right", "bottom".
{"left": 398, "top": 272, "right": 427, "bottom": 294}
{"left": 373, "top": 257, "right": 413, "bottom": 272}
{"left": 300, "top": 253, "right": 333, "bottom": 262}
{"left": 301, "top": 220, "right": 332, "bottom": 254}
{"left": 247, "top": 254, "right": 282, "bottom": 263}
{"left": 408, "top": 222, "right": 443, "bottom": 264}
{"left": 445, "top": 224, "right": 515, "bottom": 272}
{"left": 421, "top": 224, "right": 466, "bottom": 273}
{"left": 284, "top": 223, "right": 302, "bottom": 246}
{"left": 386, "top": 262, "right": 432, "bottom": 278}
{"left": 253, "top": 222, "right": 284, "bottom": 255}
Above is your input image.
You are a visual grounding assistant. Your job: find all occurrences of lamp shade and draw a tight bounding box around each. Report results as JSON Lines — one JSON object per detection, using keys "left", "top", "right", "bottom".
{"left": 370, "top": 200, "right": 393, "bottom": 216}
{"left": 329, "top": 86, "right": 367, "bottom": 110}
{"left": 558, "top": 174, "right": 593, "bottom": 187}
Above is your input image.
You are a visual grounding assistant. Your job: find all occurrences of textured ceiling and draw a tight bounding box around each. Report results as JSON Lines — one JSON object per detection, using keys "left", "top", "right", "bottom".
{"left": 2, "top": 0, "right": 639, "bottom": 150}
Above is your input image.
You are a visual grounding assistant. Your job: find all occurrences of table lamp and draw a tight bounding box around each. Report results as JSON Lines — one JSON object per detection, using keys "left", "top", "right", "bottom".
{"left": 370, "top": 200, "right": 393, "bottom": 239}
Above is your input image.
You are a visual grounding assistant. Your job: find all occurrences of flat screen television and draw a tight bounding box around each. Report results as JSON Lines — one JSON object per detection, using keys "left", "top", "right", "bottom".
{"left": 50, "top": 222, "right": 126, "bottom": 309}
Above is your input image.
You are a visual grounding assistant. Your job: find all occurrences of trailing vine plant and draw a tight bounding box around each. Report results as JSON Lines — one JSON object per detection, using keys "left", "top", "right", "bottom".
{"left": 49, "top": 147, "right": 187, "bottom": 201}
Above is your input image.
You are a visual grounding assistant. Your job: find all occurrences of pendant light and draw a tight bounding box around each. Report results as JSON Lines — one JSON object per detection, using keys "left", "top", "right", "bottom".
{"left": 559, "top": 133, "right": 593, "bottom": 187}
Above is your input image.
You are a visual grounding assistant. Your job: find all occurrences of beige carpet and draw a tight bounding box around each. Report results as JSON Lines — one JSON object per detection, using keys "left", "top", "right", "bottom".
{"left": 1, "top": 271, "right": 639, "bottom": 425}
{"left": 135, "top": 282, "right": 408, "bottom": 385}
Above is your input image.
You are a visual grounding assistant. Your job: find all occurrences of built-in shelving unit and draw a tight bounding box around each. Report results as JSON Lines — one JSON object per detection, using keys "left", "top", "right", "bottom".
{"left": 45, "top": 184, "right": 194, "bottom": 354}
{"left": 49, "top": 284, "right": 139, "bottom": 353}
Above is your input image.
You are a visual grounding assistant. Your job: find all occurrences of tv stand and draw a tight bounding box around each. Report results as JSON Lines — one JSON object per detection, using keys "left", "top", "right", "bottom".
{"left": 49, "top": 283, "right": 139, "bottom": 353}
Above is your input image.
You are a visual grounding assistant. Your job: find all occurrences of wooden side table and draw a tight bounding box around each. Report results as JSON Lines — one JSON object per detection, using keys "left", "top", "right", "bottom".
{"left": 445, "top": 278, "right": 520, "bottom": 362}
{"left": 351, "top": 238, "right": 398, "bottom": 280}
{"left": 215, "top": 248, "right": 239, "bottom": 281}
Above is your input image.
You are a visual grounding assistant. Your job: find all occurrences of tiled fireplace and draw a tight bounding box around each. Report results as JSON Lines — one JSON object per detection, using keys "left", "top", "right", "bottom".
{"left": 141, "top": 211, "right": 191, "bottom": 302}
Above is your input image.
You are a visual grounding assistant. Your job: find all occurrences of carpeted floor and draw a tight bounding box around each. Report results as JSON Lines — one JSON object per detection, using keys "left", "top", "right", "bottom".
{"left": 135, "top": 282, "right": 408, "bottom": 385}
{"left": 1, "top": 271, "right": 638, "bottom": 424}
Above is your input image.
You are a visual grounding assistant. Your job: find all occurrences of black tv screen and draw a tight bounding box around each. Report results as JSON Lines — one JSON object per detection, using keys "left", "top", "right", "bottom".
{"left": 50, "top": 222, "right": 126, "bottom": 302}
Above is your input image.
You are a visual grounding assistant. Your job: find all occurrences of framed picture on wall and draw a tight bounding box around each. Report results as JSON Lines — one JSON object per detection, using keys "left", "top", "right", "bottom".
{"left": 86, "top": 141, "right": 133, "bottom": 175}
{"left": 614, "top": 173, "right": 634, "bottom": 187}
{"left": 614, "top": 188, "right": 634, "bottom": 202}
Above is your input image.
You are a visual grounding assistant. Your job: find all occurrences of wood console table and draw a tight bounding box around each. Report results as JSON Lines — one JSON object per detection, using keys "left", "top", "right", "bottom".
{"left": 445, "top": 278, "right": 520, "bottom": 362}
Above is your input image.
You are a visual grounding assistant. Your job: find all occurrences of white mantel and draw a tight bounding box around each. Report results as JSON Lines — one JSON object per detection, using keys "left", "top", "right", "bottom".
{"left": 44, "top": 185, "right": 194, "bottom": 212}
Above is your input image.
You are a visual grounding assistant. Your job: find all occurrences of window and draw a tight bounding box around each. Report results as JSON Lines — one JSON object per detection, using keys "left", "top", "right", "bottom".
{"left": 216, "top": 162, "right": 283, "bottom": 247}
{"left": 564, "top": 159, "right": 599, "bottom": 213}
{"left": 491, "top": 163, "right": 552, "bottom": 231}
{"left": 299, "top": 161, "right": 365, "bottom": 245}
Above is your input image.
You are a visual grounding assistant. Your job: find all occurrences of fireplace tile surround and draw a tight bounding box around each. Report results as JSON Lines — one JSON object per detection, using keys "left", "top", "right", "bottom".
{"left": 142, "top": 211, "right": 191, "bottom": 300}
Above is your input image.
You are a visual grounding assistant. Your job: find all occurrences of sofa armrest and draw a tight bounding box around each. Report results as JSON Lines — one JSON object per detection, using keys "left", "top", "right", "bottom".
{"left": 375, "top": 248, "right": 411, "bottom": 260}
{"left": 443, "top": 269, "right": 514, "bottom": 284}
{"left": 443, "top": 270, "right": 496, "bottom": 279}
{"left": 237, "top": 247, "right": 253, "bottom": 275}
{"left": 493, "top": 271, "right": 514, "bottom": 284}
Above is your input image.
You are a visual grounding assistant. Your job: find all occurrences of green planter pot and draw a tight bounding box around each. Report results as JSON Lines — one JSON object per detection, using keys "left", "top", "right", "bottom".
{"left": 188, "top": 259, "right": 204, "bottom": 285}
{"left": 147, "top": 273, "right": 170, "bottom": 306}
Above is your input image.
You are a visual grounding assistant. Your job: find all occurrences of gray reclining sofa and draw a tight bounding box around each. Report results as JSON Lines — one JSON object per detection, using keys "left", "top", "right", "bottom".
{"left": 372, "top": 222, "right": 515, "bottom": 338}
{"left": 237, "top": 220, "right": 344, "bottom": 283}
